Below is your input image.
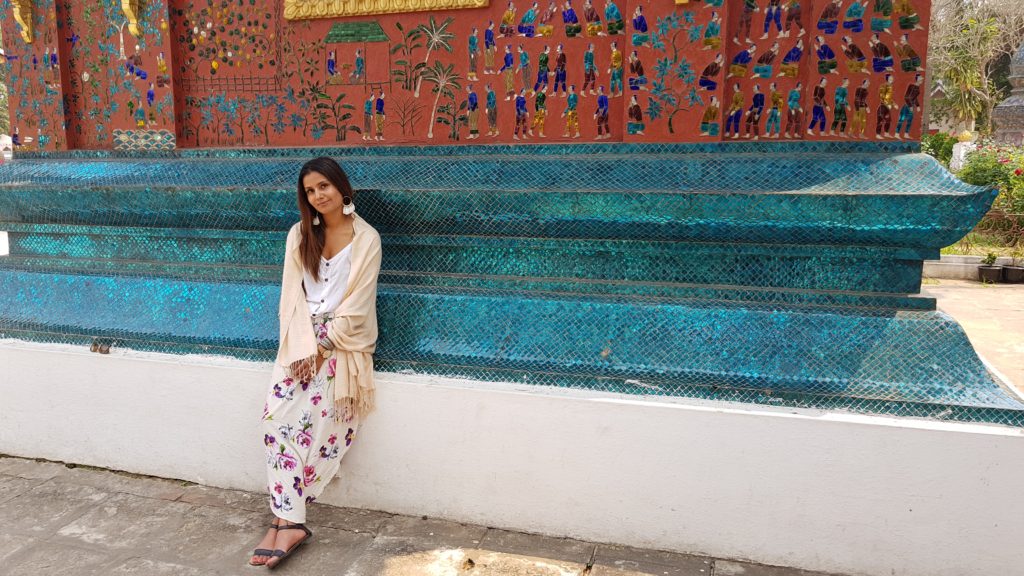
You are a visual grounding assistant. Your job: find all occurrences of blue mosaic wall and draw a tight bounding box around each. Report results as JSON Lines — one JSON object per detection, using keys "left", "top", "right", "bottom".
{"left": 1, "top": 142, "right": 1021, "bottom": 426}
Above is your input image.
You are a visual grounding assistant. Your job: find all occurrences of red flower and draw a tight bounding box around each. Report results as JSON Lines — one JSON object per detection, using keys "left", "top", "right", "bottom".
{"left": 1015, "top": 168, "right": 1023, "bottom": 176}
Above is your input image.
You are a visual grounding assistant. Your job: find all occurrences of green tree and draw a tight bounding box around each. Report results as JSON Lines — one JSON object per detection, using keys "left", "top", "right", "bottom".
{"left": 929, "top": 0, "right": 1024, "bottom": 134}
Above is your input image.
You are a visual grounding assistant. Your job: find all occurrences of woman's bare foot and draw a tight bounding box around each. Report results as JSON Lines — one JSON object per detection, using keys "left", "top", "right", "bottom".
{"left": 249, "top": 517, "right": 283, "bottom": 566}
{"left": 265, "top": 522, "right": 312, "bottom": 568}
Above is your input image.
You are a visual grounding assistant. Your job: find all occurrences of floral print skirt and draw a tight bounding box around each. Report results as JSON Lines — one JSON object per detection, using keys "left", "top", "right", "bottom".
{"left": 262, "top": 313, "right": 360, "bottom": 524}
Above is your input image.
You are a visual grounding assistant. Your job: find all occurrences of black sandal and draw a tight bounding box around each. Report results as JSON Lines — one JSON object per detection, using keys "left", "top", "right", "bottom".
{"left": 248, "top": 523, "right": 280, "bottom": 566}
{"left": 266, "top": 522, "right": 313, "bottom": 569}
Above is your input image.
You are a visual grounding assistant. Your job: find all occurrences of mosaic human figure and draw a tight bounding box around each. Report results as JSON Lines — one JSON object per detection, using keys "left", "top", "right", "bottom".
{"left": 729, "top": 45, "right": 757, "bottom": 78}
{"left": 583, "top": 0, "right": 604, "bottom": 37}
{"left": 734, "top": 0, "right": 759, "bottom": 46}
{"left": 632, "top": 6, "right": 649, "bottom": 47}
{"left": 157, "top": 52, "right": 167, "bottom": 74}
{"left": 514, "top": 88, "right": 530, "bottom": 139}
{"left": 147, "top": 82, "right": 155, "bottom": 108}
{"left": 782, "top": 0, "right": 805, "bottom": 38}
{"left": 327, "top": 50, "right": 338, "bottom": 77}
{"left": 817, "top": 0, "right": 841, "bottom": 35}
{"left": 486, "top": 83, "right": 500, "bottom": 136}
{"left": 468, "top": 29, "right": 480, "bottom": 81}
{"left": 704, "top": 10, "right": 722, "bottom": 49}
{"left": 895, "top": 0, "right": 922, "bottom": 30}
{"left": 562, "top": 84, "right": 581, "bottom": 137}
{"left": 485, "top": 21, "right": 497, "bottom": 74}
{"left": 761, "top": 0, "right": 783, "bottom": 39}
{"left": 531, "top": 89, "right": 547, "bottom": 136}
{"left": 842, "top": 36, "right": 867, "bottom": 73}
{"left": 517, "top": 45, "right": 532, "bottom": 93}
{"left": 553, "top": 44, "right": 568, "bottom": 96}
{"left": 847, "top": 76, "right": 872, "bottom": 136}
{"left": 844, "top": 1, "right": 866, "bottom": 33}
{"left": 134, "top": 100, "right": 146, "bottom": 127}
{"left": 594, "top": 85, "right": 610, "bottom": 138}
{"left": 628, "top": 50, "right": 647, "bottom": 91}
{"left": 876, "top": 73, "right": 895, "bottom": 138}
{"left": 869, "top": 33, "right": 893, "bottom": 73}
{"left": 724, "top": 82, "right": 745, "bottom": 139}
{"left": 374, "top": 91, "right": 386, "bottom": 140}
{"left": 467, "top": 85, "right": 480, "bottom": 139}
{"left": 765, "top": 82, "right": 783, "bottom": 138}
{"left": 744, "top": 83, "right": 766, "bottom": 139}
{"left": 754, "top": 41, "right": 780, "bottom": 78}
{"left": 779, "top": 38, "right": 803, "bottom": 78}
{"left": 500, "top": 2, "right": 517, "bottom": 37}
{"left": 501, "top": 45, "right": 516, "bottom": 99}
{"left": 815, "top": 36, "right": 838, "bottom": 74}
{"left": 784, "top": 81, "right": 803, "bottom": 138}
{"left": 699, "top": 53, "right": 724, "bottom": 91}
{"left": 534, "top": 45, "right": 551, "bottom": 93}
{"left": 519, "top": 2, "right": 539, "bottom": 37}
{"left": 563, "top": 0, "right": 582, "bottom": 37}
{"left": 808, "top": 77, "right": 828, "bottom": 135}
{"left": 830, "top": 77, "right": 850, "bottom": 136}
{"left": 363, "top": 91, "right": 375, "bottom": 141}
{"left": 605, "top": 0, "right": 624, "bottom": 35}
{"left": 582, "top": 43, "right": 598, "bottom": 95}
{"left": 608, "top": 41, "right": 624, "bottom": 96}
{"left": 895, "top": 73, "right": 922, "bottom": 139}
{"left": 851, "top": 78, "right": 870, "bottom": 138}
{"left": 354, "top": 50, "right": 366, "bottom": 83}
{"left": 871, "top": 0, "right": 893, "bottom": 35}
{"left": 627, "top": 95, "right": 645, "bottom": 135}
{"left": 538, "top": 2, "right": 559, "bottom": 36}
{"left": 700, "top": 95, "right": 721, "bottom": 137}
{"left": 897, "top": 33, "right": 921, "bottom": 72}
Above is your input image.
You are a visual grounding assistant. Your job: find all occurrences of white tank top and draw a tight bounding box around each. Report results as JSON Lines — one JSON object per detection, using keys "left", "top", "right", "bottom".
{"left": 303, "top": 244, "right": 353, "bottom": 315}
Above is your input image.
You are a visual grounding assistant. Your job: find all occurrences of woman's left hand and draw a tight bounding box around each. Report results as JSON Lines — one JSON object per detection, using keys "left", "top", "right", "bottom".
{"left": 315, "top": 345, "right": 329, "bottom": 373}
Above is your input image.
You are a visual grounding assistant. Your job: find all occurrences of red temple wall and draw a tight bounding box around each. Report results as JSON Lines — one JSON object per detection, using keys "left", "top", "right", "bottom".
{"left": 1, "top": 0, "right": 930, "bottom": 151}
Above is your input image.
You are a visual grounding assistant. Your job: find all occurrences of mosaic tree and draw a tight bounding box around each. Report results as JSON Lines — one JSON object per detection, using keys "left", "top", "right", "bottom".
{"left": 390, "top": 21, "right": 425, "bottom": 92}
{"left": 423, "top": 60, "right": 461, "bottom": 139}
{"left": 648, "top": 10, "right": 703, "bottom": 134}
{"left": 413, "top": 16, "right": 455, "bottom": 98}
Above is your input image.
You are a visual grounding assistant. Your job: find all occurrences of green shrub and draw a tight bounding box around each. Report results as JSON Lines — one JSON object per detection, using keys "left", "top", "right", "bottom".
{"left": 957, "top": 144, "right": 1024, "bottom": 214}
{"left": 921, "top": 132, "right": 957, "bottom": 167}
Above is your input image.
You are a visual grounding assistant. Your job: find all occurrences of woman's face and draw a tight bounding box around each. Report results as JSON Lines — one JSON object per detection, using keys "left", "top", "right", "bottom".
{"left": 303, "top": 171, "right": 343, "bottom": 216}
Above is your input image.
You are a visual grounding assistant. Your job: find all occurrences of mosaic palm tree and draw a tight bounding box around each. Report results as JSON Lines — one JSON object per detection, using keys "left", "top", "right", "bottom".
{"left": 422, "top": 61, "right": 461, "bottom": 139}
{"left": 413, "top": 16, "right": 456, "bottom": 98}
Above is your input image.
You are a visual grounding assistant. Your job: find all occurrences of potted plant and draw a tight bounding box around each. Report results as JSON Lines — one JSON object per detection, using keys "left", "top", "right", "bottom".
{"left": 1004, "top": 250, "right": 1024, "bottom": 284}
{"left": 978, "top": 252, "right": 1003, "bottom": 284}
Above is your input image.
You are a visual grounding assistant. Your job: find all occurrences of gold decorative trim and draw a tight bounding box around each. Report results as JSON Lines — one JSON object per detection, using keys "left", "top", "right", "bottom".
{"left": 10, "top": 0, "right": 33, "bottom": 44}
{"left": 121, "top": 0, "right": 141, "bottom": 36}
{"left": 284, "top": 0, "right": 489, "bottom": 20}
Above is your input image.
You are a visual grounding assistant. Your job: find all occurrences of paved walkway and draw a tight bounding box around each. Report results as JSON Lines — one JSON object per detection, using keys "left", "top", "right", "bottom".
{"left": 0, "top": 456, "right": 838, "bottom": 576}
{"left": 921, "top": 279, "right": 1024, "bottom": 397}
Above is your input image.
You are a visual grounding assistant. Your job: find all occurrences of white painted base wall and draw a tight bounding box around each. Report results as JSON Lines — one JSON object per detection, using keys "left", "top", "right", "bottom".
{"left": 1, "top": 340, "right": 1023, "bottom": 576}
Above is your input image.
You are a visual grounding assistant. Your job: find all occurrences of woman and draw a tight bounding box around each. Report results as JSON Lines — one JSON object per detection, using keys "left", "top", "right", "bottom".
{"left": 250, "top": 157, "right": 382, "bottom": 569}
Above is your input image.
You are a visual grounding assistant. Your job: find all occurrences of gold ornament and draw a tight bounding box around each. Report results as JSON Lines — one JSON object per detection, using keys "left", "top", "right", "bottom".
{"left": 121, "top": 0, "right": 142, "bottom": 37}
{"left": 10, "top": 0, "right": 33, "bottom": 44}
{"left": 284, "top": 0, "right": 488, "bottom": 19}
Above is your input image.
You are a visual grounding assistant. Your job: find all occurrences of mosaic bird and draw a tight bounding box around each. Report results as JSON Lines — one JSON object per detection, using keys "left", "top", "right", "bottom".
{"left": 67, "top": 33, "right": 80, "bottom": 47}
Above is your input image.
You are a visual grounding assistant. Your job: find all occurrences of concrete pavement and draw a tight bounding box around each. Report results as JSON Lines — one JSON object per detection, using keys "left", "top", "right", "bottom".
{"left": 0, "top": 456, "right": 839, "bottom": 576}
{"left": 921, "top": 279, "right": 1024, "bottom": 397}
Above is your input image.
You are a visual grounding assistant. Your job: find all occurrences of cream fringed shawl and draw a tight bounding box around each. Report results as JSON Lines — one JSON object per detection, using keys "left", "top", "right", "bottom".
{"left": 271, "top": 214, "right": 382, "bottom": 419}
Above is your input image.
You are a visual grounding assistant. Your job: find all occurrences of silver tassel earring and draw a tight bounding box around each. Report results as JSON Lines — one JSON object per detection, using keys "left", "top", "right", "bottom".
{"left": 342, "top": 196, "right": 355, "bottom": 215}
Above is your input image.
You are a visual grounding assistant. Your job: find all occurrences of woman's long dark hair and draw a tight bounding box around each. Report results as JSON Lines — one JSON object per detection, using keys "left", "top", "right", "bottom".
{"left": 297, "top": 157, "right": 355, "bottom": 281}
